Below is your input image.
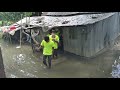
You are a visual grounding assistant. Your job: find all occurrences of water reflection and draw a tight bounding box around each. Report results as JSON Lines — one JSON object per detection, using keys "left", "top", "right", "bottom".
{"left": 13, "top": 54, "right": 26, "bottom": 65}
{"left": 0, "top": 38, "right": 117, "bottom": 78}
{"left": 18, "top": 69, "right": 38, "bottom": 78}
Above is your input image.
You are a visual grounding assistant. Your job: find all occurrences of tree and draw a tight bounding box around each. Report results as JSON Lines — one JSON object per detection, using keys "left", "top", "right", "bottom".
{"left": 0, "top": 12, "right": 33, "bottom": 25}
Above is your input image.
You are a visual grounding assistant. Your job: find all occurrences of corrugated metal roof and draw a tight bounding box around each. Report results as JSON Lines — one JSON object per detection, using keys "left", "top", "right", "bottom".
{"left": 8, "top": 12, "right": 115, "bottom": 35}
{"left": 42, "top": 12, "right": 107, "bottom": 16}
{"left": 42, "top": 12, "right": 80, "bottom": 16}
{"left": 16, "top": 17, "right": 39, "bottom": 25}
{"left": 32, "top": 13, "right": 115, "bottom": 32}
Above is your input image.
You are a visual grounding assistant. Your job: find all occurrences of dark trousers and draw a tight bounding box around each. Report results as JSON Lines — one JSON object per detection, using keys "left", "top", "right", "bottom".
{"left": 53, "top": 49, "right": 58, "bottom": 58}
{"left": 43, "top": 55, "right": 52, "bottom": 68}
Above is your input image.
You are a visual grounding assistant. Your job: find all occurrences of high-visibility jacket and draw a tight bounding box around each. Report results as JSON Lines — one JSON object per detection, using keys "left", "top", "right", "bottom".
{"left": 49, "top": 35, "right": 59, "bottom": 49}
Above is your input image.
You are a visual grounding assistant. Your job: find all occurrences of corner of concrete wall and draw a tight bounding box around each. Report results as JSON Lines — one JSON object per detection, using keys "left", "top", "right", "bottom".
{"left": 0, "top": 47, "right": 6, "bottom": 78}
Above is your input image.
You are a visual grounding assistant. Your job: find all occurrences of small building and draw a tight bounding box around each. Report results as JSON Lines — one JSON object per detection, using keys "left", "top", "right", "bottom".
{"left": 34, "top": 12, "right": 120, "bottom": 57}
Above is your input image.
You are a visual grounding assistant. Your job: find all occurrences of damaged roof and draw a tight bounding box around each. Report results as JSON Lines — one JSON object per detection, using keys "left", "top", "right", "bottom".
{"left": 31, "top": 12, "right": 115, "bottom": 32}
{"left": 8, "top": 12, "right": 115, "bottom": 35}
{"left": 15, "top": 17, "right": 39, "bottom": 25}
{"left": 8, "top": 17, "right": 40, "bottom": 35}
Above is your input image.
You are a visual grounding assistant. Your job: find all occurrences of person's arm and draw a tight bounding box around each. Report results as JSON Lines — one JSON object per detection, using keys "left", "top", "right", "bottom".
{"left": 32, "top": 30, "right": 39, "bottom": 37}
{"left": 32, "top": 36, "right": 39, "bottom": 45}
{"left": 37, "top": 45, "right": 43, "bottom": 50}
{"left": 53, "top": 40, "right": 58, "bottom": 44}
{"left": 22, "top": 30, "right": 29, "bottom": 36}
{"left": 53, "top": 36, "right": 59, "bottom": 44}
{"left": 31, "top": 31, "right": 39, "bottom": 45}
{"left": 37, "top": 40, "right": 44, "bottom": 50}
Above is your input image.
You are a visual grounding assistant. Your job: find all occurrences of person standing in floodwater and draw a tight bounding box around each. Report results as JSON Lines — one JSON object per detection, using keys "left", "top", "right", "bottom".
{"left": 49, "top": 30, "right": 59, "bottom": 59}
{"left": 38, "top": 36, "right": 54, "bottom": 69}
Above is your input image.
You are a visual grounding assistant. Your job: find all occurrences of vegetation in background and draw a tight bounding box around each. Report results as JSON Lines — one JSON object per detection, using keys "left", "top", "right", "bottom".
{"left": 0, "top": 12, "right": 33, "bottom": 26}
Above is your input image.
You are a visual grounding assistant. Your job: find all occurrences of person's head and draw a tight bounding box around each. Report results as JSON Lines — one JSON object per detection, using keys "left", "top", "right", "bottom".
{"left": 51, "top": 30, "right": 56, "bottom": 36}
{"left": 44, "top": 36, "right": 49, "bottom": 42}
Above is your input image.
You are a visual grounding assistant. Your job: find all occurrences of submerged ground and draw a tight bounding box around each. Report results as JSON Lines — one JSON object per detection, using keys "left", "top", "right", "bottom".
{"left": 1, "top": 35, "right": 120, "bottom": 78}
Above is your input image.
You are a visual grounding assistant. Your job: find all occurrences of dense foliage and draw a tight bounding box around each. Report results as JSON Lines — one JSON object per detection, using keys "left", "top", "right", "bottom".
{"left": 0, "top": 12, "right": 32, "bottom": 26}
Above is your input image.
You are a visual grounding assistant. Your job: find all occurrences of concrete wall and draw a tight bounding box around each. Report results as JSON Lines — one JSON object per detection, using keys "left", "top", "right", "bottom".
{"left": 0, "top": 47, "right": 6, "bottom": 78}
{"left": 63, "top": 12, "right": 120, "bottom": 57}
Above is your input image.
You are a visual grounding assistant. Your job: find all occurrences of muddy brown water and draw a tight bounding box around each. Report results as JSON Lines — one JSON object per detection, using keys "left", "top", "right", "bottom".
{"left": 0, "top": 36, "right": 120, "bottom": 78}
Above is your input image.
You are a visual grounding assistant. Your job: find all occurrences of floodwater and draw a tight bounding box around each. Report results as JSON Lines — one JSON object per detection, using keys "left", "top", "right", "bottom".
{"left": 1, "top": 35, "right": 120, "bottom": 78}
